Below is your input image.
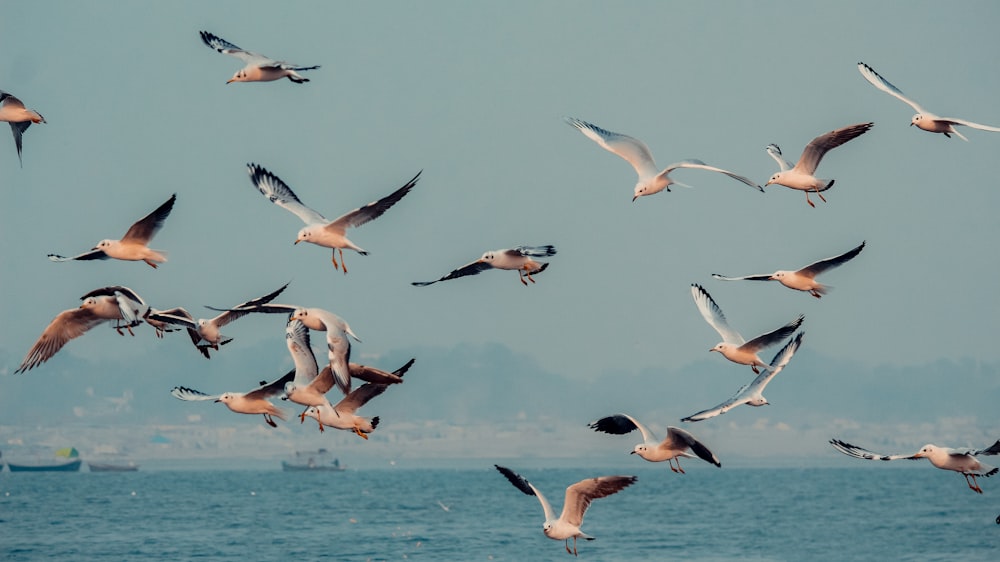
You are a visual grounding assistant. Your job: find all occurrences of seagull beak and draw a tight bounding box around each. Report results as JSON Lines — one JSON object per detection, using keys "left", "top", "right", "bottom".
{"left": 293, "top": 239, "right": 300, "bottom": 245}
{"left": 909, "top": 122, "right": 914, "bottom": 127}
{"left": 214, "top": 399, "right": 221, "bottom": 403}
{"left": 226, "top": 79, "right": 235, "bottom": 84}
{"left": 629, "top": 450, "right": 636, "bottom": 455}
{"left": 632, "top": 195, "right": 638, "bottom": 202}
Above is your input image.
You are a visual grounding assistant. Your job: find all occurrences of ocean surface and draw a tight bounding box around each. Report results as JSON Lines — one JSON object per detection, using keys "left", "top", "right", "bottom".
{"left": 1, "top": 466, "right": 998, "bottom": 561}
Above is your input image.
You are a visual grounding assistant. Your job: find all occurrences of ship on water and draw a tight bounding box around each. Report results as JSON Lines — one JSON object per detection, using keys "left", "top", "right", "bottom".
{"left": 281, "top": 449, "right": 345, "bottom": 472}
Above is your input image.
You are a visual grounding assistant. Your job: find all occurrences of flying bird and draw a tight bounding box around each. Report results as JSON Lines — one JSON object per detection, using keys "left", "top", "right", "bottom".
{"left": 170, "top": 370, "right": 295, "bottom": 427}
{"left": 764, "top": 122, "right": 873, "bottom": 207}
{"left": 712, "top": 241, "right": 865, "bottom": 298}
{"left": 830, "top": 439, "right": 1000, "bottom": 494}
{"left": 146, "top": 283, "right": 288, "bottom": 359}
{"left": 564, "top": 117, "right": 762, "bottom": 201}
{"left": 494, "top": 465, "right": 637, "bottom": 556}
{"left": 300, "top": 362, "right": 410, "bottom": 436}
{"left": 247, "top": 163, "right": 419, "bottom": 273}
{"left": 0, "top": 90, "right": 45, "bottom": 166}
{"left": 588, "top": 414, "right": 720, "bottom": 473}
{"left": 691, "top": 283, "right": 803, "bottom": 373}
{"left": 48, "top": 194, "right": 176, "bottom": 268}
{"left": 412, "top": 245, "right": 556, "bottom": 286}
{"left": 16, "top": 286, "right": 150, "bottom": 373}
{"left": 858, "top": 62, "right": 1000, "bottom": 141}
{"left": 681, "top": 332, "right": 803, "bottom": 422}
{"left": 199, "top": 31, "right": 319, "bottom": 84}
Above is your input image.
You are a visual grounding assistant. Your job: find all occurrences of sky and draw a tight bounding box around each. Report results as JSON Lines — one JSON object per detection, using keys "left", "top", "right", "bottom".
{"left": 1, "top": 1, "right": 998, "bottom": 462}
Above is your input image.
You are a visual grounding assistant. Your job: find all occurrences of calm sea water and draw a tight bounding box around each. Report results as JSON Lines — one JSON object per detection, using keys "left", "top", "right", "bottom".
{"left": 1, "top": 466, "right": 998, "bottom": 561}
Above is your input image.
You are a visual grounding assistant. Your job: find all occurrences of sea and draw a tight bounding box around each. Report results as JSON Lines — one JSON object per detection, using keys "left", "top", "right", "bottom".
{"left": 1, "top": 465, "right": 998, "bottom": 561}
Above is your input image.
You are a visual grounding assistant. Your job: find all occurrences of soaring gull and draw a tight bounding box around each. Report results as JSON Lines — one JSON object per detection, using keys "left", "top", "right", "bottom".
{"left": 588, "top": 414, "right": 720, "bottom": 473}
{"left": 412, "top": 245, "right": 556, "bottom": 286}
{"left": 171, "top": 370, "right": 295, "bottom": 427}
{"left": 712, "top": 241, "right": 865, "bottom": 298}
{"left": 199, "top": 31, "right": 320, "bottom": 84}
{"left": 0, "top": 90, "right": 45, "bottom": 166}
{"left": 300, "top": 360, "right": 411, "bottom": 436}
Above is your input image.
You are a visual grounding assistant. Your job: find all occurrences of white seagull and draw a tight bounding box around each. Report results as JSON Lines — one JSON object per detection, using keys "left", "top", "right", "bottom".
{"left": 16, "top": 286, "right": 150, "bottom": 373}
{"left": 830, "top": 439, "right": 1000, "bottom": 494}
{"left": 171, "top": 370, "right": 295, "bottom": 427}
{"left": 712, "top": 241, "right": 865, "bottom": 298}
{"left": 0, "top": 90, "right": 45, "bottom": 166}
{"left": 412, "top": 245, "right": 556, "bottom": 286}
{"left": 146, "top": 283, "right": 288, "bottom": 359}
{"left": 681, "top": 332, "right": 803, "bottom": 422}
{"left": 764, "top": 122, "right": 873, "bottom": 207}
{"left": 494, "top": 465, "right": 637, "bottom": 557}
{"left": 858, "top": 62, "right": 1000, "bottom": 141}
{"left": 564, "top": 117, "right": 762, "bottom": 201}
{"left": 247, "top": 163, "right": 419, "bottom": 273}
{"left": 300, "top": 362, "right": 411, "bottom": 436}
{"left": 588, "top": 414, "right": 721, "bottom": 473}
{"left": 691, "top": 283, "right": 803, "bottom": 373}
{"left": 48, "top": 194, "right": 176, "bottom": 268}
{"left": 199, "top": 31, "right": 319, "bottom": 84}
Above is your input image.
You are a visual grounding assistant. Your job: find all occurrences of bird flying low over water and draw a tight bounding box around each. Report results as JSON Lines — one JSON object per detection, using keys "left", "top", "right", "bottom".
{"left": 16, "top": 286, "right": 150, "bottom": 373}
{"left": 171, "top": 370, "right": 295, "bottom": 428}
{"left": 146, "top": 282, "right": 288, "bottom": 359}
{"left": 712, "top": 241, "right": 865, "bottom": 298}
{"left": 412, "top": 245, "right": 556, "bottom": 286}
{"left": 0, "top": 90, "right": 45, "bottom": 166}
{"left": 494, "top": 465, "right": 637, "bottom": 557}
{"left": 588, "top": 414, "right": 721, "bottom": 473}
{"left": 857, "top": 62, "right": 1000, "bottom": 141}
{"left": 48, "top": 194, "right": 176, "bottom": 268}
{"left": 764, "top": 122, "right": 873, "bottom": 207}
{"left": 830, "top": 439, "right": 1000, "bottom": 494}
{"left": 300, "top": 360, "right": 411, "bottom": 436}
{"left": 199, "top": 31, "right": 320, "bottom": 84}
{"left": 681, "top": 332, "right": 803, "bottom": 422}
{"left": 691, "top": 284, "right": 803, "bottom": 373}
{"left": 564, "top": 117, "right": 762, "bottom": 200}
{"left": 247, "top": 163, "right": 419, "bottom": 273}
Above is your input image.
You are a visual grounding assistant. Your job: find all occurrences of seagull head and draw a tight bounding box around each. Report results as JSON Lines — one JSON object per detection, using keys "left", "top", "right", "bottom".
{"left": 215, "top": 393, "right": 235, "bottom": 404}
{"left": 294, "top": 226, "right": 315, "bottom": 245}
{"left": 765, "top": 173, "right": 782, "bottom": 187}
{"left": 631, "top": 444, "right": 649, "bottom": 457}
{"left": 227, "top": 70, "right": 248, "bottom": 84}
{"left": 95, "top": 239, "right": 114, "bottom": 250}
{"left": 747, "top": 397, "right": 769, "bottom": 407}
{"left": 281, "top": 381, "right": 297, "bottom": 400}
{"left": 913, "top": 444, "right": 938, "bottom": 459}
{"left": 910, "top": 114, "right": 923, "bottom": 127}
{"left": 709, "top": 343, "right": 728, "bottom": 354}
{"left": 303, "top": 406, "right": 320, "bottom": 420}
{"left": 770, "top": 271, "right": 788, "bottom": 281}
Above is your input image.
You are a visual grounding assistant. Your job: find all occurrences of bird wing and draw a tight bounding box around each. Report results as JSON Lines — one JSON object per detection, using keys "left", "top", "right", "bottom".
{"left": 146, "top": 308, "right": 198, "bottom": 331}
{"left": 829, "top": 439, "right": 920, "bottom": 461}
{"left": 793, "top": 122, "right": 873, "bottom": 175}
{"left": 9, "top": 121, "right": 30, "bottom": 165}
{"left": 48, "top": 249, "right": 110, "bottom": 262}
{"left": 209, "top": 282, "right": 289, "bottom": 328}
{"left": 411, "top": 259, "right": 494, "bottom": 286}
{"left": 121, "top": 194, "right": 176, "bottom": 244}
{"left": 664, "top": 160, "right": 763, "bottom": 191}
{"left": 680, "top": 392, "right": 748, "bottom": 422}
{"left": 797, "top": 241, "right": 865, "bottom": 278}
{"left": 561, "top": 475, "right": 637, "bottom": 527}
{"left": 81, "top": 286, "right": 147, "bottom": 325}
{"left": 325, "top": 171, "right": 420, "bottom": 232}
{"left": 664, "top": 426, "right": 721, "bottom": 467}
{"left": 494, "top": 465, "right": 556, "bottom": 522}
{"left": 325, "top": 325, "right": 354, "bottom": 395}
{"left": 711, "top": 273, "right": 773, "bottom": 282}
{"left": 170, "top": 386, "right": 220, "bottom": 401}
{"left": 334, "top": 380, "right": 390, "bottom": 415}
{"left": 974, "top": 440, "right": 1000, "bottom": 457}
{"left": 16, "top": 307, "right": 107, "bottom": 373}
{"left": 247, "top": 163, "right": 327, "bottom": 225}
{"left": 690, "top": 284, "right": 744, "bottom": 345}
{"left": 587, "top": 413, "right": 654, "bottom": 444}
{"left": 285, "top": 319, "right": 318, "bottom": 384}
{"left": 857, "top": 62, "right": 926, "bottom": 114}
{"left": 199, "top": 31, "right": 271, "bottom": 65}
{"left": 0, "top": 91, "right": 25, "bottom": 109}
{"left": 564, "top": 117, "right": 660, "bottom": 179}
{"left": 245, "top": 369, "right": 296, "bottom": 400}
{"left": 938, "top": 116, "right": 1000, "bottom": 132}
{"left": 348, "top": 357, "right": 413, "bottom": 385}
{"left": 765, "top": 144, "right": 793, "bottom": 172}
{"left": 740, "top": 315, "right": 803, "bottom": 354}
{"left": 510, "top": 245, "right": 557, "bottom": 258}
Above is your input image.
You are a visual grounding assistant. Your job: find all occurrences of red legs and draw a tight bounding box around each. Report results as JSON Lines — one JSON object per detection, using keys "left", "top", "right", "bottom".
{"left": 143, "top": 259, "right": 159, "bottom": 269}
{"left": 668, "top": 458, "right": 686, "bottom": 474}
{"left": 964, "top": 473, "right": 983, "bottom": 494}
{"left": 353, "top": 427, "right": 369, "bottom": 440}
{"left": 816, "top": 189, "right": 827, "bottom": 203}
{"left": 331, "top": 249, "right": 348, "bottom": 274}
{"left": 519, "top": 267, "right": 538, "bottom": 286}
{"left": 300, "top": 410, "right": 307, "bottom": 423}
{"left": 751, "top": 365, "right": 761, "bottom": 374}
{"left": 805, "top": 188, "right": 827, "bottom": 208}
{"left": 263, "top": 413, "right": 277, "bottom": 428}
{"left": 565, "top": 539, "right": 574, "bottom": 556}
{"left": 316, "top": 418, "right": 325, "bottom": 433}
{"left": 810, "top": 290, "right": 822, "bottom": 299}
{"left": 114, "top": 323, "right": 136, "bottom": 336}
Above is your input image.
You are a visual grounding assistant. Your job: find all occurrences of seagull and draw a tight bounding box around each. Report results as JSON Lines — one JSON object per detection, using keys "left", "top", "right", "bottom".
{"left": 588, "top": 414, "right": 720, "bottom": 473}
{"left": 494, "top": 465, "right": 637, "bottom": 556}
{"left": 830, "top": 439, "right": 1000, "bottom": 494}
{"left": 764, "top": 122, "right": 873, "bottom": 207}
{"left": 48, "top": 194, "right": 176, "bottom": 268}
{"left": 199, "top": 31, "right": 320, "bottom": 84}
{"left": 300, "top": 362, "right": 410, "bottom": 436}
{"left": 681, "top": 332, "right": 803, "bottom": 422}
{"left": 170, "top": 370, "right": 295, "bottom": 427}
{"left": 691, "top": 283, "right": 803, "bottom": 373}
{"left": 412, "top": 245, "right": 556, "bottom": 286}
{"left": 146, "top": 283, "right": 288, "bottom": 359}
{"left": 16, "top": 286, "right": 149, "bottom": 373}
{"left": 247, "top": 163, "right": 419, "bottom": 273}
{"left": 712, "top": 241, "right": 865, "bottom": 298}
{"left": 858, "top": 62, "right": 1000, "bottom": 141}
{"left": 0, "top": 90, "right": 45, "bottom": 166}
{"left": 564, "top": 117, "right": 762, "bottom": 201}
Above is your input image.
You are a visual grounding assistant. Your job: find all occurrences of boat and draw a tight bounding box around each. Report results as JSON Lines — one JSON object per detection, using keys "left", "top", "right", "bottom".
{"left": 87, "top": 461, "right": 139, "bottom": 472}
{"left": 281, "top": 449, "right": 345, "bottom": 472}
{"left": 4, "top": 446, "right": 83, "bottom": 472}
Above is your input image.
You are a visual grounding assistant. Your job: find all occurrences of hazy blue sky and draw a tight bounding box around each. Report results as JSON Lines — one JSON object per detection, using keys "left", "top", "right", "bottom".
{"left": 1, "top": 2, "right": 998, "bottom": 460}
